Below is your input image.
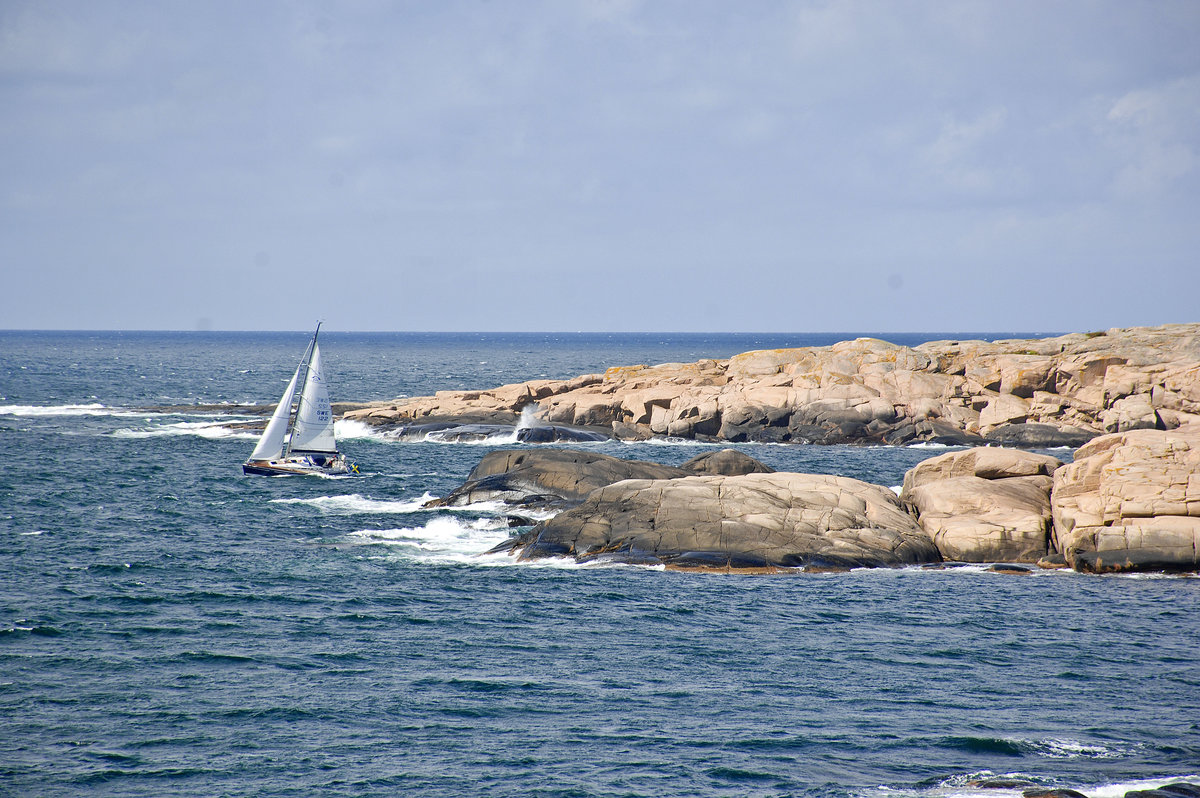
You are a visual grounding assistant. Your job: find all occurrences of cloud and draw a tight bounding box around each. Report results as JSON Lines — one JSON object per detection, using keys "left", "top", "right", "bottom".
{"left": 1, "top": 0, "right": 1198, "bottom": 331}
{"left": 1105, "top": 76, "right": 1200, "bottom": 198}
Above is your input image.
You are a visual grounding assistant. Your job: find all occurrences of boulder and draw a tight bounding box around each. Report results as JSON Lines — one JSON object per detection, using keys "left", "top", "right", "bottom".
{"left": 679, "top": 448, "right": 775, "bottom": 476}
{"left": 426, "top": 449, "right": 687, "bottom": 510}
{"left": 901, "top": 448, "right": 1062, "bottom": 563}
{"left": 427, "top": 448, "right": 775, "bottom": 512}
{"left": 515, "top": 425, "right": 608, "bottom": 443}
{"left": 496, "top": 472, "right": 941, "bottom": 570}
{"left": 1051, "top": 425, "right": 1200, "bottom": 573}
{"left": 903, "top": 447, "right": 1062, "bottom": 489}
{"left": 983, "top": 422, "right": 1097, "bottom": 448}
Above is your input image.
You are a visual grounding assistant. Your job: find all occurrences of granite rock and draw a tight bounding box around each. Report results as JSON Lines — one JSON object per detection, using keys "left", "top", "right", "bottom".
{"left": 344, "top": 325, "right": 1200, "bottom": 448}
{"left": 901, "top": 448, "right": 1062, "bottom": 562}
{"left": 497, "top": 472, "right": 941, "bottom": 570}
{"left": 1051, "top": 425, "right": 1200, "bottom": 573}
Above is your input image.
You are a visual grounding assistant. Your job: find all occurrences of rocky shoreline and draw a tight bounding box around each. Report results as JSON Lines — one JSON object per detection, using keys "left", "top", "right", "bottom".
{"left": 339, "top": 324, "right": 1200, "bottom": 575}
{"left": 441, "top": 429, "right": 1200, "bottom": 575}
{"left": 345, "top": 324, "right": 1200, "bottom": 448}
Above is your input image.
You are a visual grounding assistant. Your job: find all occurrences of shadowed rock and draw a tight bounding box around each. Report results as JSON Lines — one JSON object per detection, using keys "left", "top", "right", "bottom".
{"left": 426, "top": 448, "right": 774, "bottom": 512}
{"left": 679, "top": 449, "right": 775, "bottom": 476}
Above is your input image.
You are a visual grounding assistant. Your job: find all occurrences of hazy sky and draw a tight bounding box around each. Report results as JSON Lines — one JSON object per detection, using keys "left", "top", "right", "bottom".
{"left": 2, "top": 1, "right": 1198, "bottom": 332}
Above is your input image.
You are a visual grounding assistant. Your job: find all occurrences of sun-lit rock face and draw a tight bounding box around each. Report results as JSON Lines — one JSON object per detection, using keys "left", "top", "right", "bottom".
{"left": 495, "top": 472, "right": 940, "bottom": 570}
{"left": 1051, "top": 424, "right": 1200, "bottom": 573}
{"left": 900, "top": 448, "right": 1063, "bottom": 563}
{"left": 344, "top": 324, "right": 1200, "bottom": 448}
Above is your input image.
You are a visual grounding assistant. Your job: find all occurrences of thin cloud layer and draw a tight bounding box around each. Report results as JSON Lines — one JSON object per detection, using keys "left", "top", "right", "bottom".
{"left": 1, "top": 0, "right": 1197, "bottom": 331}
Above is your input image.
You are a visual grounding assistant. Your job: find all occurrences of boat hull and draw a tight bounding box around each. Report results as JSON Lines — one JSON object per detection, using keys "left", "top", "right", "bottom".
{"left": 242, "top": 455, "right": 353, "bottom": 477}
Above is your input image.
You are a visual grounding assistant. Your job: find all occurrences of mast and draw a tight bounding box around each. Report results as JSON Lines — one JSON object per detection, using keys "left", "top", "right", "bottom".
{"left": 283, "top": 323, "right": 321, "bottom": 459}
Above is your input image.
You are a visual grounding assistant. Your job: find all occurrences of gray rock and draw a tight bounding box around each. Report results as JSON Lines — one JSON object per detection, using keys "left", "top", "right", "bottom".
{"left": 426, "top": 449, "right": 687, "bottom": 510}
{"left": 679, "top": 448, "right": 775, "bottom": 476}
{"left": 427, "top": 448, "right": 775, "bottom": 512}
{"left": 984, "top": 422, "right": 1096, "bottom": 448}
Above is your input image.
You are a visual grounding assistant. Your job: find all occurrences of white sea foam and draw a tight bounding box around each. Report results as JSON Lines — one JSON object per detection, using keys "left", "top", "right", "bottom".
{"left": 333, "top": 419, "right": 390, "bottom": 441}
{"left": 1086, "top": 776, "right": 1200, "bottom": 798}
{"left": 348, "top": 515, "right": 513, "bottom": 564}
{"left": 110, "top": 421, "right": 259, "bottom": 440}
{"left": 516, "top": 404, "right": 540, "bottom": 430}
{"left": 0, "top": 403, "right": 136, "bottom": 417}
{"left": 626, "top": 436, "right": 718, "bottom": 447}
{"left": 896, "top": 767, "right": 1197, "bottom": 798}
{"left": 347, "top": 514, "right": 641, "bottom": 569}
{"left": 272, "top": 493, "right": 438, "bottom": 514}
{"left": 1027, "top": 737, "right": 1127, "bottom": 759}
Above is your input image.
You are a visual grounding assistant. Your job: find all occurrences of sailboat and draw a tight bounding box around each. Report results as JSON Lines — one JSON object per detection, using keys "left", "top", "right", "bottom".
{"left": 243, "top": 324, "right": 354, "bottom": 476}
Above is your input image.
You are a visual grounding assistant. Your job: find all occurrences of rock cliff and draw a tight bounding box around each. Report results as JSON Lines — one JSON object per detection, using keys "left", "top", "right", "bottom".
{"left": 345, "top": 324, "right": 1200, "bottom": 447}
{"left": 1051, "top": 424, "right": 1200, "bottom": 573}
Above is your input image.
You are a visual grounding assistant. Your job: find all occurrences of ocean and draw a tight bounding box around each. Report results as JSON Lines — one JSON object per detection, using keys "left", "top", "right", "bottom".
{"left": 1, "top": 331, "right": 1197, "bottom": 798}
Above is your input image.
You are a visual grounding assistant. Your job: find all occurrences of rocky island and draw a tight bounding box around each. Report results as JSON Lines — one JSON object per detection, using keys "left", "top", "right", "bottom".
{"left": 356, "top": 324, "right": 1199, "bottom": 575}
{"left": 450, "top": 434, "right": 1200, "bottom": 575}
{"left": 345, "top": 323, "right": 1200, "bottom": 447}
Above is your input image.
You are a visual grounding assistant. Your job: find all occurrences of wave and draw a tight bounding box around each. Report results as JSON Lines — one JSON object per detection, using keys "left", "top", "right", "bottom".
{"left": 271, "top": 493, "right": 439, "bottom": 514}
{"left": 333, "top": 419, "right": 391, "bottom": 442}
{"left": 938, "top": 734, "right": 1135, "bottom": 760}
{"left": 1085, "top": 776, "right": 1200, "bottom": 798}
{"left": 347, "top": 516, "right": 513, "bottom": 564}
{"left": 623, "top": 437, "right": 721, "bottom": 447}
{"left": 110, "top": 421, "right": 259, "bottom": 440}
{"left": 896, "top": 774, "right": 1200, "bottom": 798}
{"left": 345, "top": 515, "right": 641, "bottom": 569}
{"left": 0, "top": 402, "right": 136, "bottom": 417}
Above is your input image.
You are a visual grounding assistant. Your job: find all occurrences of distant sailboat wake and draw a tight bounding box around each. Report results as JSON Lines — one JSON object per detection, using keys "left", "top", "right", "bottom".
{"left": 243, "top": 324, "right": 356, "bottom": 476}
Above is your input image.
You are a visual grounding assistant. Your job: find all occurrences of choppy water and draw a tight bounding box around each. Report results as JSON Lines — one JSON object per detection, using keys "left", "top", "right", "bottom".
{"left": 1, "top": 331, "right": 1197, "bottom": 797}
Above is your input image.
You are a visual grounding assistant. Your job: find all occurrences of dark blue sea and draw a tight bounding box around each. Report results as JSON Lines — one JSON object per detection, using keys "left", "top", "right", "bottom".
{"left": 2, "top": 331, "right": 1197, "bottom": 798}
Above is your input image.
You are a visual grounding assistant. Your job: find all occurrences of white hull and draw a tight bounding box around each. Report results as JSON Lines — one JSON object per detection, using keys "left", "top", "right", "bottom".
{"left": 243, "top": 453, "right": 352, "bottom": 477}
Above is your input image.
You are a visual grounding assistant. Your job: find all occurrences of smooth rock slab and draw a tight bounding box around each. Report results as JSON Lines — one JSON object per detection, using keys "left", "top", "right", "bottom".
{"left": 498, "top": 472, "right": 940, "bottom": 569}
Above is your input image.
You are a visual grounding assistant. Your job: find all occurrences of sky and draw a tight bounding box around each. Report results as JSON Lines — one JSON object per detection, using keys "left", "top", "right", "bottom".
{"left": 1, "top": 0, "right": 1198, "bottom": 333}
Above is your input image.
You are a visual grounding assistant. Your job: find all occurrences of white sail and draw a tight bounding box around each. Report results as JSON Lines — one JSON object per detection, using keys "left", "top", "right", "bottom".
{"left": 250, "top": 365, "right": 301, "bottom": 461}
{"left": 288, "top": 341, "right": 338, "bottom": 453}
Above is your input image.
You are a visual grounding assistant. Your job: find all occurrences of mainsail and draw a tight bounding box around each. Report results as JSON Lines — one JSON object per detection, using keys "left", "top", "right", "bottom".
{"left": 288, "top": 341, "right": 337, "bottom": 454}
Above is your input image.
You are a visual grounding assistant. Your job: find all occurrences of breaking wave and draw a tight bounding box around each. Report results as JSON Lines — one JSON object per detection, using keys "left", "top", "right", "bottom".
{"left": 271, "top": 493, "right": 439, "bottom": 514}
{"left": 0, "top": 402, "right": 136, "bottom": 417}
{"left": 110, "top": 421, "right": 259, "bottom": 440}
